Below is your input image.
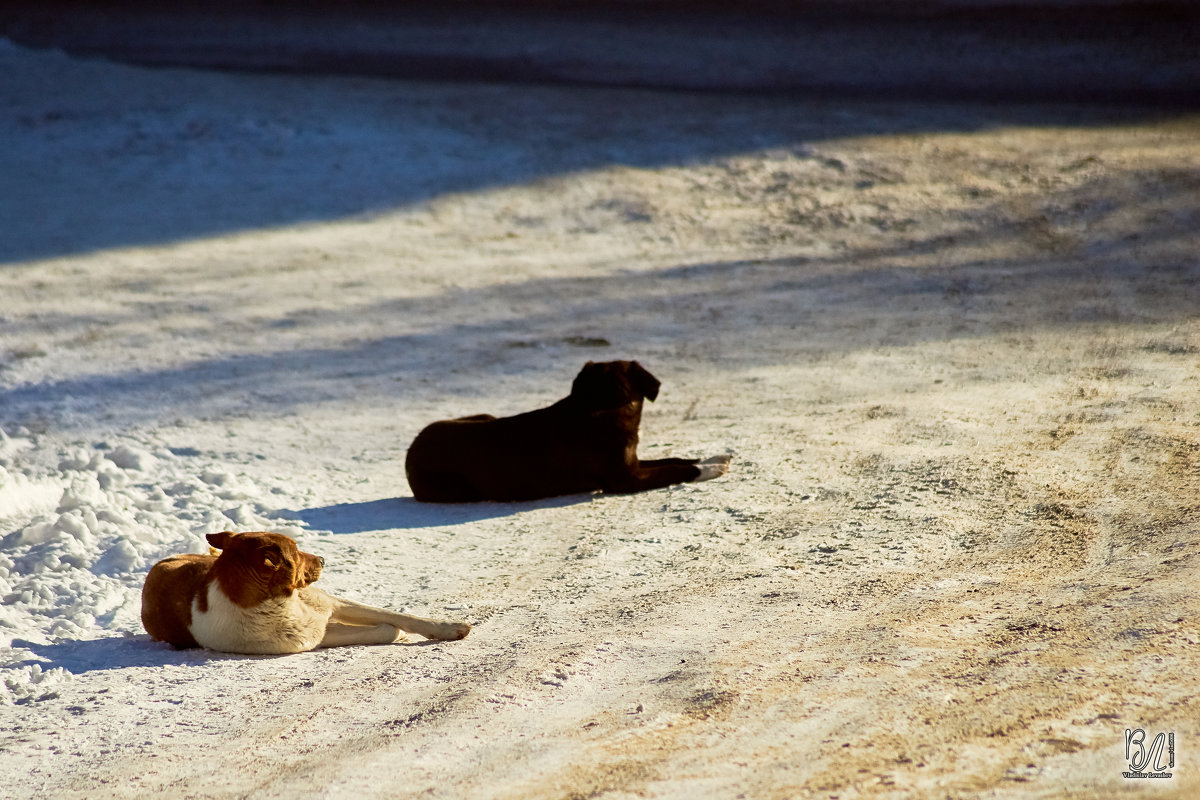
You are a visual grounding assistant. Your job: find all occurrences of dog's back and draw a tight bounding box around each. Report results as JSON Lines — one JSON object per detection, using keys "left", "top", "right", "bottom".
{"left": 406, "top": 400, "right": 627, "bottom": 502}
{"left": 140, "top": 552, "right": 214, "bottom": 649}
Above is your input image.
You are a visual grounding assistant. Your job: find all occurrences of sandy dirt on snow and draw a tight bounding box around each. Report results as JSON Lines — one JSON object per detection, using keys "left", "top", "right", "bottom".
{"left": 1, "top": 27, "right": 1200, "bottom": 800}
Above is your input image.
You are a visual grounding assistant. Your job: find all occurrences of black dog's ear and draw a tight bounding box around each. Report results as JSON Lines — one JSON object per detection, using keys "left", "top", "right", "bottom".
{"left": 629, "top": 361, "right": 660, "bottom": 402}
{"left": 571, "top": 360, "right": 637, "bottom": 410}
{"left": 570, "top": 361, "right": 607, "bottom": 406}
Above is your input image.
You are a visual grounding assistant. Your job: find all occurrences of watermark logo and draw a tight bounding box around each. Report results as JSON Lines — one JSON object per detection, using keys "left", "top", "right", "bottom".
{"left": 1124, "top": 728, "right": 1175, "bottom": 779}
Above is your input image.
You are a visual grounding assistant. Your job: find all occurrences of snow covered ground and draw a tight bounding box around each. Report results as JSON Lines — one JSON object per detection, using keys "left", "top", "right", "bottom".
{"left": 1, "top": 29, "right": 1199, "bottom": 799}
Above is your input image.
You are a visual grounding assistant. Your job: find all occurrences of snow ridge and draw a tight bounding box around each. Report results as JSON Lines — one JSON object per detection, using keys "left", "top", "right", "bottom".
{"left": 0, "top": 428, "right": 289, "bottom": 705}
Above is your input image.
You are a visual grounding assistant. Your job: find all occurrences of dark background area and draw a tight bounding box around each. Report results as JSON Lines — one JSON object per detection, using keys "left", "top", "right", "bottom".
{"left": 3, "top": 0, "right": 1199, "bottom": 104}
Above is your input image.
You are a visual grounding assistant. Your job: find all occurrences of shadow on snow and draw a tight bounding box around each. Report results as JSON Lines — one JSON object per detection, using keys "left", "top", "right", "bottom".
{"left": 285, "top": 494, "right": 593, "bottom": 534}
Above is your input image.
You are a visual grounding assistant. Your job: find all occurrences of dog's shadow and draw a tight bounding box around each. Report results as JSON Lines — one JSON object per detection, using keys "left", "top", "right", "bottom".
{"left": 11, "top": 632, "right": 452, "bottom": 677}
{"left": 282, "top": 494, "right": 593, "bottom": 534}
{"left": 10, "top": 635, "right": 225, "bottom": 675}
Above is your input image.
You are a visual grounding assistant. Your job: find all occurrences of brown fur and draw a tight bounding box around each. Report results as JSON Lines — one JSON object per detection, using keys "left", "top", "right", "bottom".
{"left": 140, "top": 552, "right": 210, "bottom": 648}
{"left": 140, "top": 531, "right": 323, "bottom": 649}
{"left": 141, "top": 531, "right": 470, "bottom": 653}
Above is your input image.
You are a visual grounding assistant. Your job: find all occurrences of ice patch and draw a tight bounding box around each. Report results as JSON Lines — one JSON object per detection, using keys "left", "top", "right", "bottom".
{"left": 223, "top": 503, "right": 261, "bottom": 526}
{"left": 58, "top": 448, "right": 106, "bottom": 472}
{"left": 105, "top": 445, "right": 156, "bottom": 471}
{"left": 0, "top": 470, "right": 62, "bottom": 529}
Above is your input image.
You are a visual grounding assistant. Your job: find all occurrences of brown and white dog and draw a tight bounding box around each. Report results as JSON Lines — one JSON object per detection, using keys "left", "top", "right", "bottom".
{"left": 405, "top": 360, "right": 730, "bottom": 502}
{"left": 141, "top": 530, "right": 470, "bottom": 654}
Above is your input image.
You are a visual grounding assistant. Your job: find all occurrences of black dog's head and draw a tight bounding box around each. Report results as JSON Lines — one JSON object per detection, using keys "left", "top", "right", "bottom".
{"left": 570, "top": 360, "right": 661, "bottom": 411}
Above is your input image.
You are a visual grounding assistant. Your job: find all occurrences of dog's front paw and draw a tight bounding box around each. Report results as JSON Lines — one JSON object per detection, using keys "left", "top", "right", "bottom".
{"left": 695, "top": 454, "right": 731, "bottom": 482}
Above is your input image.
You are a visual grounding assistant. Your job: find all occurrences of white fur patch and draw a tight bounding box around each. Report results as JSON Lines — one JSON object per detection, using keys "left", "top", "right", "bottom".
{"left": 188, "top": 583, "right": 334, "bottom": 655}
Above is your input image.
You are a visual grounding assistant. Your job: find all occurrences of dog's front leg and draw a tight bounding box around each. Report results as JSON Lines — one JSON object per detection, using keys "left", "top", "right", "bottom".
{"left": 319, "top": 621, "right": 403, "bottom": 648}
{"left": 606, "top": 454, "right": 729, "bottom": 493}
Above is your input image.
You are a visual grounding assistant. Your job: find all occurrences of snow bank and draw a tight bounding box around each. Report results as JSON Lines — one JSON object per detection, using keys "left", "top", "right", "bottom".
{"left": 0, "top": 427, "right": 295, "bottom": 704}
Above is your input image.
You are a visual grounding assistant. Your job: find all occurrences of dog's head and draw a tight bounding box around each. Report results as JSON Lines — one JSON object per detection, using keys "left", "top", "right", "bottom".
{"left": 205, "top": 531, "right": 324, "bottom": 608}
{"left": 570, "top": 360, "right": 661, "bottom": 411}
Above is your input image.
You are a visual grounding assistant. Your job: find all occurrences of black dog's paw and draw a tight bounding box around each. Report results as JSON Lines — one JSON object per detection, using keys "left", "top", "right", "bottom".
{"left": 695, "top": 454, "right": 731, "bottom": 482}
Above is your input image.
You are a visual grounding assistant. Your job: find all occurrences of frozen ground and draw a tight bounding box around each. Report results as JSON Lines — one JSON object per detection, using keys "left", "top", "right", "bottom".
{"left": 1, "top": 23, "right": 1199, "bottom": 800}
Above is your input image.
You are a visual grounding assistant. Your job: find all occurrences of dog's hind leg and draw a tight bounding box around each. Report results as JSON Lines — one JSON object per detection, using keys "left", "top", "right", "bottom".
{"left": 327, "top": 595, "right": 472, "bottom": 641}
{"left": 320, "top": 621, "right": 403, "bottom": 648}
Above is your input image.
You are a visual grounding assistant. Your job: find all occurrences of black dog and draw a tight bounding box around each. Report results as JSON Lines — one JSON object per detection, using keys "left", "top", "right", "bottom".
{"left": 405, "top": 360, "right": 729, "bottom": 502}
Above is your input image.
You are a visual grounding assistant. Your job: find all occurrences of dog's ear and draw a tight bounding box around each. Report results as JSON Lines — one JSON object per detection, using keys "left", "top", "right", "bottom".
{"left": 572, "top": 360, "right": 656, "bottom": 410}
{"left": 629, "top": 361, "right": 660, "bottom": 402}
{"left": 259, "top": 543, "right": 284, "bottom": 571}
{"left": 570, "top": 361, "right": 609, "bottom": 408}
{"left": 206, "top": 531, "right": 235, "bottom": 551}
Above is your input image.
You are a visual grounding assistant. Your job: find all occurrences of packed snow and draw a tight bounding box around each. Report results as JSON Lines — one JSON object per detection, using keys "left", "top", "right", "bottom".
{"left": 1, "top": 26, "right": 1198, "bottom": 800}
